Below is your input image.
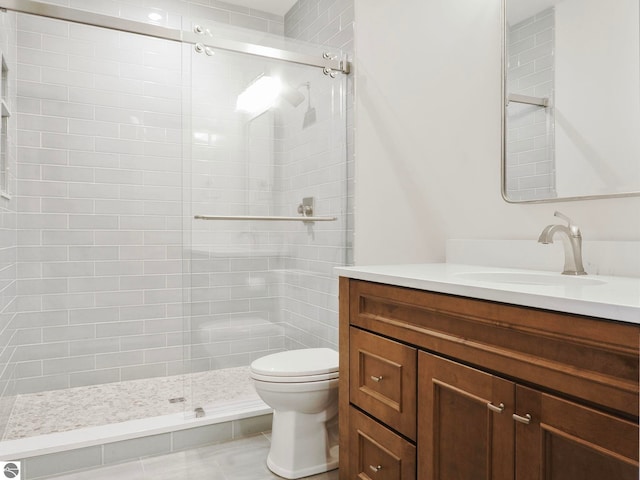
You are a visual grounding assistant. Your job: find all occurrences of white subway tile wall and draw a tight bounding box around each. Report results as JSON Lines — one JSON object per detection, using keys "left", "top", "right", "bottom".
{"left": 12, "top": 12, "right": 186, "bottom": 396}
{"left": 0, "top": 9, "right": 18, "bottom": 441}
{"left": 186, "top": 0, "right": 354, "bottom": 388}
{"left": 0, "top": 0, "right": 354, "bottom": 438}
{"left": 285, "top": 0, "right": 354, "bottom": 52}
{"left": 505, "top": 8, "right": 556, "bottom": 201}
{"left": 31, "top": 0, "right": 285, "bottom": 35}
{"left": 282, "top": 0, "right": 354, "bottom": 350}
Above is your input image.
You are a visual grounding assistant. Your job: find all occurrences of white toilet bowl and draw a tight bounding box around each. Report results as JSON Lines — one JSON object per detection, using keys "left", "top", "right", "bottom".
{"left": 250, "top": 348, "right": 339, "bottom": 479}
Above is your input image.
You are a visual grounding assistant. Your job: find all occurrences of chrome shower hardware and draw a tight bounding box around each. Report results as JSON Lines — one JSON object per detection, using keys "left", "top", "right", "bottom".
{"left": 0, "top": 2, "right": 350, "bottom": 74}
{"left": 323, "top": 67, "right": 337, "bottom": 78}
{"left": 194, "top": 43, "right": 214, "bottom": 55}
{"left": 297, "top": 197, "right": 314, "bottom": 217}
{"left": 193, "top": 25, "right": 213, "bottom": 37}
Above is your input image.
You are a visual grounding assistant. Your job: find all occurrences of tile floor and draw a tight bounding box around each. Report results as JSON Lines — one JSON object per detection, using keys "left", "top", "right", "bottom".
{"left": 45, "top": 433, "right": 339, "bottom": 480}
{"left": 5, "top": 367, "right": 258, "bottom": 440}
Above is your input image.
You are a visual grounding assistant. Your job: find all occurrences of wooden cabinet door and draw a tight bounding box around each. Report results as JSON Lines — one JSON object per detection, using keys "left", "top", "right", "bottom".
{"left": 417, "top": 352, "right": 515, "bottom": 480}
{"left": 514, "top": 385, "right": 639, "bottom": 480}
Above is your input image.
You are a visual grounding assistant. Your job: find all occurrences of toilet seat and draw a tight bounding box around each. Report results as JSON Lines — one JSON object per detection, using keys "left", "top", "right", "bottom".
{"left": 251, "top": 371, "right": 338, "bottom": 383}
{"left": 250, "top": 348, "right": 338, "bottom": 383}
{"left": 252, "top": 377, "right": 339, "bottom": 393}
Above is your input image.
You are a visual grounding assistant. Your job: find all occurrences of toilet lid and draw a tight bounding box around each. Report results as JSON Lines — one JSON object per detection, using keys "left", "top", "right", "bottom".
{"left": 250, "top": 348, "right": 338, "bottom": 378}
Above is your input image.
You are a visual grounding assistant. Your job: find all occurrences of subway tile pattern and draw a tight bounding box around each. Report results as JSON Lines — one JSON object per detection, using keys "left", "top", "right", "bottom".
{"left": 13, "top": 12, "right": 187, "bottom": 397}
{"left": 505, "top": 8, "right": 556, "bottom": 201}
{"left": 0, "top": 9, "right": 18, "bottom": 442}
{"left": 0, "top": 0, "right": 354, "bottom": 443}
{"left": 32, "top": 0, "right": 284, "bottom": 35}
{"left": 19, "top": 415, "right": 275, "bottom": 479}
{"left": 282, "top": 0, "right": 354, "bottom": 351}
{"left": 285, "top": 0, "right": 354, "bottom": 52}
{"left": 185, "top": 55, "right": 348, "bottom": 401}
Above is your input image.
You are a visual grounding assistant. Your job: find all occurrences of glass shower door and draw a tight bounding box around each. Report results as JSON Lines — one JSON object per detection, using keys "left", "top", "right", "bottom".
{"left": 2, "top": 10, "right": 189, "bottom": 444}
{"left": 183, "top": 25, "right": 348, "bottom": 417}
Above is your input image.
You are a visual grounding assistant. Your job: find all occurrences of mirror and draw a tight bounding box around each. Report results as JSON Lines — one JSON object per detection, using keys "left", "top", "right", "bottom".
{"left": 502, "top": 0, "right": 640, "bottom": 202}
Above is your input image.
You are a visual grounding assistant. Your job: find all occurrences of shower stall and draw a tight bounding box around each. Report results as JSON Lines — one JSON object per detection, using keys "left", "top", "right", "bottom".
{"left": 0, "top": 1, "right": 351, "bottom": 475}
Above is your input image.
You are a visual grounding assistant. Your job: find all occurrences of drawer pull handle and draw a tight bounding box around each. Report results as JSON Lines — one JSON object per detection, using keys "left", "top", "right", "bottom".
{"left": 512, "top": 413, "right": 532, "bottom": 425}
{"left": 487, "top": 402, "right": 505, "bottom": 413}
{"left": 370, "top": 375, "right": 383, "bottom": 382}
{"left": 369, "top": 465, "right": 382, "bottom": 473}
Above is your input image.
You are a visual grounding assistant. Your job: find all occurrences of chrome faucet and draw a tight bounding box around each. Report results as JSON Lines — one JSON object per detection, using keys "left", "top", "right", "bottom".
{"left": 538, "top": 211, "right": 587, "bottom": 275}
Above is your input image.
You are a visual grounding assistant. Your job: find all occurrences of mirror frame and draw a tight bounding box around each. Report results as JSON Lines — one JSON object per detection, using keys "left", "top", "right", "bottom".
{"left": 500, "top": 0, "right": 640, "bottom": 204}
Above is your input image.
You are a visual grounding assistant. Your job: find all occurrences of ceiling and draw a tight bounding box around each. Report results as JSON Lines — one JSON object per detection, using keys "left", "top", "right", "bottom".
{"left": 224, "top": 0, "right": 298, "bottom": 16}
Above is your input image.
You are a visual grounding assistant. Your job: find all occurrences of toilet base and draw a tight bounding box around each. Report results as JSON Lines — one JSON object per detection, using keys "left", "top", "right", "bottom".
{"left": 265, "top": 410, "right": 339, "bottom": 479}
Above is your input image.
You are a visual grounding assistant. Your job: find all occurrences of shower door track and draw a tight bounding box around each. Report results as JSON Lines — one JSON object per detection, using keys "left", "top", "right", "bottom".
{"left": 194, "top": 215, "right": 337, "bottom": 222}
{"left": 0, "top": 0, "right": 350, "bottom": 74}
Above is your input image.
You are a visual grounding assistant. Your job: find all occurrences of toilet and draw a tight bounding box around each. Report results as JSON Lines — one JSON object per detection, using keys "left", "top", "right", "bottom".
{"left": 250, "top": 348, "right": 339, "bottom": 479}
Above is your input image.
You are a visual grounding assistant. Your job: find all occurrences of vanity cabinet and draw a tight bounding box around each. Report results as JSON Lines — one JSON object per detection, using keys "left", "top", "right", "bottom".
{"left": 338, "top": 278, "right": 639, "bottom": 480}
{"left": 420, "top": 353, "right": 638, "bottom": 480}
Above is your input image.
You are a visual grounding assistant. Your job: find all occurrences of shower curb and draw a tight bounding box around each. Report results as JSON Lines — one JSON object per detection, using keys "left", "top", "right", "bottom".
{"left": 0, "top": 401, "right": 272, "bottom": 479}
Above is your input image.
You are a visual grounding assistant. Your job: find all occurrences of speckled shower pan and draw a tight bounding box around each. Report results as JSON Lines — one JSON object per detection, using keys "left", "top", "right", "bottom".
{"left": 3, "top": 367, "right": 260, "bottom": 441}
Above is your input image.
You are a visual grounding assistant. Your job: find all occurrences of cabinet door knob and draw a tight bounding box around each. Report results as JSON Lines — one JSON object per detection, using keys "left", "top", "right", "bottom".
{"left": 370, "top": 375, "right": 383, "bottom": 382}
{"left": 512, "top": 413, "right": 532, "bottom": 424}
{"left": 369, "top": 465, "right": 382, "bottom": 473}
{"left": 487, "top": 402, "right": 505, "bottom": 413}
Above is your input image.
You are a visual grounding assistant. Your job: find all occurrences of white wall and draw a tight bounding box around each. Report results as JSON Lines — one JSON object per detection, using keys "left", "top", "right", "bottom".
{"left": 353, "top": 0, "right": 640, "bottom": 266}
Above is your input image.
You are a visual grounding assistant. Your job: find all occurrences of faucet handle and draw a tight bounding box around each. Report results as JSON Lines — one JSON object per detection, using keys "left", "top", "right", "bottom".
{"left": 554, "top": 211, "right": 581, "bottom": 236}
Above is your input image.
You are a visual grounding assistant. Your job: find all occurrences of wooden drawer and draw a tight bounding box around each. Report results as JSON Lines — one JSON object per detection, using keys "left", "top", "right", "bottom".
{"left": 349, "top": 327, "right": 417, "bottom": 440}
{"left": 349, "top": 406, "right": 416, "bottom": 480}
{"left": 349, "top": 279, "right": 640, "bottom": 418}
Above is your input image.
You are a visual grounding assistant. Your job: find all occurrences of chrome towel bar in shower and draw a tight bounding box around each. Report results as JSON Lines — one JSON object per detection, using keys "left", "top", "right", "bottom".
{"left": 194, "top": 215, "right": 337, "bottom": 222}
{"left": 507, "top": 93, "right": 549, "bottom": 108}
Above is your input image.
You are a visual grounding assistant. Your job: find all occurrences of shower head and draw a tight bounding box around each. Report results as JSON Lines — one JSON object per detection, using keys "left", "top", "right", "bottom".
{"left": 302, "top": 83, "right": 316, "bottom": 129}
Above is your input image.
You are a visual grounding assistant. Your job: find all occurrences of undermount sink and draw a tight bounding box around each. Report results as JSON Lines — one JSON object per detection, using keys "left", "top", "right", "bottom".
{"left": 455, "top": 271, "right": 607, "bottom": 287}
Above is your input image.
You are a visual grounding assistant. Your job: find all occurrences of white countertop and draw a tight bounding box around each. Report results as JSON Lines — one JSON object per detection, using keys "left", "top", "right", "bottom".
{"left": 335, "top": 263, "right": 640, "bottom": 324}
